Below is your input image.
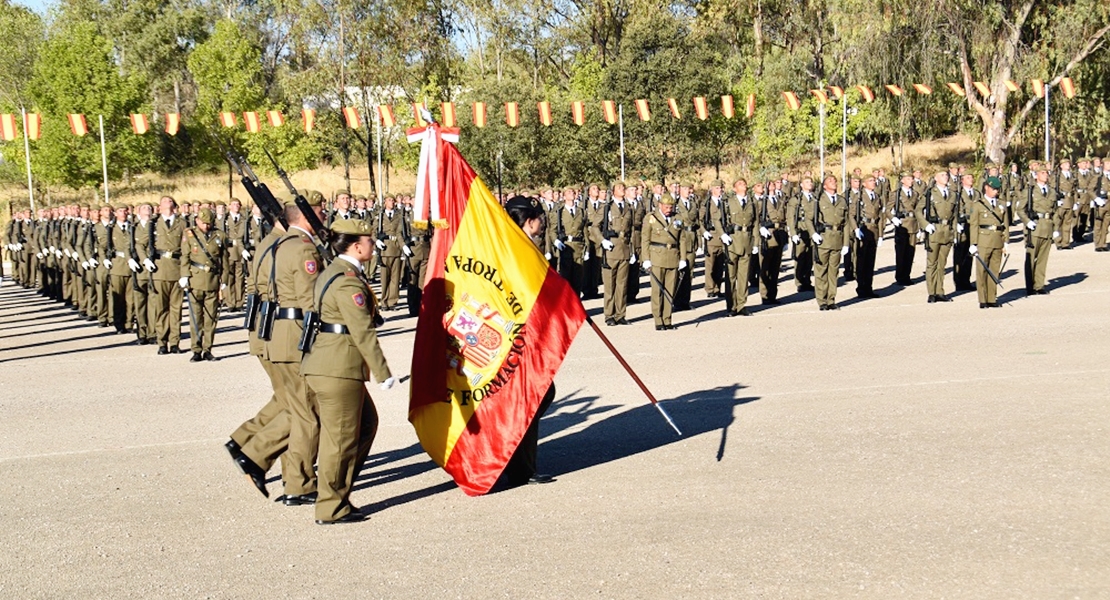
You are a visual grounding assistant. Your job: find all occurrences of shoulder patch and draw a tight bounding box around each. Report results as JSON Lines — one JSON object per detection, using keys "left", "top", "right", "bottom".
{"left": 352, "top": 292, "right": 366, "bottom": 307}
{"left": 304, "top": 260, "right": 317, "bottom": 274}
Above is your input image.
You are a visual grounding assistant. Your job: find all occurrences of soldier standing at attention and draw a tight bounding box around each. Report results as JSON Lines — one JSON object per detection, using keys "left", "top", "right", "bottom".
{"left": 757, "top": 181, "right": 788, "bottom": 304}
{"left": 108, "top": 204, "right": 133, "bottom": 333}
{"left": 1054, "top": 159, "right": 1077, "bottom": 250}
{"left": 640, "top": 194, "right": 688, "bottom": 330}
{"left": 789, "top": 177, "right": 817, "bottom": 293}
{"left": 621, "top": 183, "right": 645, "bottom": 305}
{"left": 550, "top": 188, "right": 587, "bottom": 296}
{"left": 1023, "top": 167, "right": 1058, "bottom": 295}
{"left": 224, "top": 198, "right": 247, "bottom": 310}
{"left": 93, "top": 205, "right": 114, "bottom": 327}
{"left": 699, "top": 180, "right": 728, "bottom": 299}
{"left": 852, "top": 176, "right": 883, "bottom": 299}
{"left": 806, "top": 176, "right": 850, "bottom": 310}
{"left": 918, "top": 172, "right": 957, "bottom": 303}
{"left": 1074, "top": 157, "right": 1097, "bottom": 242}
{"left": 179, "top": 208, "right": 225, "bottom": 361}
{"left": 130, "top": 203, "right": 158, "bottom": 345}
{"left": 724, "top": 179, "right": 757, "bottom": 316}
{"left": 1094, "top": 158, "right": 1110, "bottom": 252}
{"left": 591, "top": 185, "right": 632, "bottom": 326}
{"left": 151, "top": 197, "right": 187, "bottom": 353}
{"left": 301, "top": 217, "right": 395, "bottom": 524}
{"left": 953, "top": 173, "right": 978, "bottom": 292}
{"left": 969, "top": 177, "right": 1009, "bottom": 308}
{"left": 888, "top": 172, "right": 919, "bottom": 287}
{"left": 374, "top": 196, "right": 406, "bottom": 311}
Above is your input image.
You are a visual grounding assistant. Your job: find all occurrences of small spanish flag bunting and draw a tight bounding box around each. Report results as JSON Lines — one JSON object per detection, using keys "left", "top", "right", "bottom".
{"left": 1004, "top": 80, "right": 1020, "bottom": 92}
{"left": 218, "top": 112, "right": 236, "bottom": 128}
{"left": 166, "top": 113, "right": 180, "bottom": 135}
{"left": 809, "top": 89, "right": 829, "bottom": 104}
{"left": 913, "top": 84, "right": 933, "bottom": 95}
{"left": 342, "top": 106, "right": 360, "bottom": 129}
{"left": 946, "top": 82, "right": 966, "bottom": 96}
{"left": 25, "top": 113, "right": 41, "bottom": 140}
{"left": 472, "top": 102, "right": 487, "bottom": 128}
{"left": 721, "top": 95, "right": 734, "bottom": 118}
{"left": 130, "top": 114, "right": 149, "bottom": 135}
{"left": 1031, "top": 79, "right": 1045, "bottom": 98}
{"left": 302, "top": 109, "right": 315, "bottom": 132}
{"left": 635, "top": 99, "right": 651, "bottom": 121}
{"left": 783, "top": 91, "right": 801, "bottom": 111}
{"left": 267, "top": 110, "right": 284, "bottom": 127}
{"left": 1060, "top": 77, "right": 1076, "bottom": 99}
{"left": 505, "top": 102, "right": 520, "bottom": 127}
{"left": 377, "top": 105, "right": 395, "bottom": 128}
{"left": 973, "top": 81, "right": 991, "bottom": 97}
{"left": 856, "top": 85, "right": 875, "bottom": 102}
{"left": 413, "top": 103, "right": 427, "bottom": 128}
{"left": 746, "top": 93, "right": 756, "bottom": 118}
{"left": 667, "top": 98, "right": 681, "bottom": 119}
{"left": 885, "top": 85, "right": 903, "bottom": 97}
{"left": 601, "top": 100, "right": 618, "bottom": 124}
{"left": 441, "top": 102, "right": 457, "bottom": 128}
{"left": 571, "top": 101, "right": 585, "bottom": 126}
{"left": 243, "top": 111, "right": 262, "bottom": 133}
{"left": 693, "top": 97, "right": 708, "bottom": 120}
{"left": 829, "top": 86, "right": 844, "bottom": 100}
{"left": 69, "top": 114, "right": 89, "bottom": 136}
{"left": 537, "top": 101, "right": 552, "bottom": 126}
{"left": 0, "top": 114, "right": 17, "bottom": 141}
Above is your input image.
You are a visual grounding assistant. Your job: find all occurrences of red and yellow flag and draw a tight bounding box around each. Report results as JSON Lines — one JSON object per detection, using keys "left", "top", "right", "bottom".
{"left": 913, "top": 83, "right": 932, "bottom": 95}
{"left": 219, "top": 112, "right": 236, "bottom": 128}
{"left": 68, "top": 114, "right": 89, "bottom": 136}
{"left": 537, "top": 101, "right": 552, "bottom": 126}
{"left": 408, "top": 127, "right": 586, "bottom": 496}
{"left": 413, "top": 103, "right": 428, "bottom": 128}
{"left": 1060, "top": 77, "right": 1076, "bottom": 99}
{"left": 721, "top": 95, "right": 734, "bottom": 118}
{"left": 442, "top": 102, "right": 457, "bottom": 128}
{"left": 973, "top": 81, "right": 991, "bottom": 97}
{"left": 302, "top": 109, "right": 316, "bottom": 132}
{"left": 343, "top": 106, "right": 361, "bottom": 129}
{"left": 571, "top": 101, "right": 585, "bottom": 126}
{"left": 782, "top": 91, "right": 801, "bottom": 111}
{"left": 0, "top": 114, "right": 17, "bottom": 141}
{"left": 505, "top": 102, "right": 520, "bottom": 127}
{"left": 667, "top": 98, "right": 681, "bottom": 119}
{"left": 601, "top": 100, "right": 618, "bottom": 124}
{"left": 692, "top": 97, "right": 708, "bottom": 120}
{"left": 946, "top": 82, "right": 966, "bottom": 97}
{"left": 746, "top": 93, "right": 756, "bottom": 117}
{"left": 856, "top": 85, "right": 875, "bottom": 102}
{"left": 267, "top": 110, "right": 285, "bottom": 127}
{"left": 243, "top": 111, "right": 262, "bottom": 133}
{"left": 885, "top": 84, "right": 903, "bottom": 97}
{"left": 1004, "top": 80, "right": 1020, "bottom": 92}
{"left": 829, "top": 86, "right": 844, "bottom": 100}
{"left": 472, "top": 102, "right": 487, "bottom": 128}
{"left": 166, "top": 113, "right": 181, "bottom": 135}
{"left": 130, "top": 114, "right": 149, "bottom": 135}
{"left": 377, "top": 105, "right": 395, "bottom": 128}
{"left": 809, "top": 89, "right": 828, "bottom": 104}
{"left": 1031, "top": 79, "right": 1045, "bottom": 99}
{"left": 634, "top": 99, "right": 650, "bottom": 121}
{"left": 25, "top": 113, "right": 42, "bottom": 140}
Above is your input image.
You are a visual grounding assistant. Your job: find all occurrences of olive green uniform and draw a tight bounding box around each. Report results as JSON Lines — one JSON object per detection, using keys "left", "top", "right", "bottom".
{"left": 917, "top": 186, "right": 958, "bottom": 299}
{"left": 969, "top": 194, "right": 1008, "bottom": 305}
{"left": 1023, "top": 182, "right": 1057, "bottom": 293}
{"left": 804, "top": 191, "right": 850, "bottom": 308}
{"left": 1093, "top": 169, "right": 1110, "bottom": 250}
{"left": 590, "top": 199, "right": 633, "bottom": 323}
{"left": 757, "top": 192, "right": 788, "bottom": 302}
{"left": 1054, "top": 170, "right": 1077, "bottom": 249}
{"left": 549, "top": 204, "right": 587, "bottom": 295}
{"left": 640, "top": 207, "right": 689, "bottom": 328}
{"left": 180, "top": 226, "right": 225, "bottom": 354}
{"left": 224, "top": 213, "right": 247, "bottom": 309}
{"left": 152, "top": 215, "right": 187, "bottom": 350}
{"left": 92, "top": 220, "right": 113, "bottom": 326}
{"left": 131, "top": 218, "right": 158, "bottom": 342}
{"left": 109, "top": 220, "right": 133, "bottom": 332}
{"left": 699, "top": 196, "right": 729, "bottom": 296}
{"left": 375, "top": 208, "right": 405, "bottom": 309}
{"left": 723, "top": 194, "right": 757, "bottom": 313}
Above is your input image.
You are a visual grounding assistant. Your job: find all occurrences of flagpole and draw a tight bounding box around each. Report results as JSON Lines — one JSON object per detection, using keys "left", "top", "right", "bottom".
{"left": 618, "top": 104, "right": 626, "bottom": 181}
{"left": 585, "top": 317, "right": 682, "bottom": 436}
{"left": 20, "top": 106, "right": 35, "bottom": 213}
{"left": 841, "top": 95, "right": 848, "bottom": 191}
{"left": 99, "top": 115, "right": 109, "bottom": 203}
{"left": 818, "top": 101, "right": 826, "bottom": 179}
{"left": 1044, "top": 84, "right": 1051, "bottom": 163}
{"left": 375, "top": 106, "right": 384, "bottom": 203}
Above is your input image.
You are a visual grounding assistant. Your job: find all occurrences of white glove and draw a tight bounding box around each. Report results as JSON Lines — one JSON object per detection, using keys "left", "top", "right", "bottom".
{"left": 840, "top": 246, "right": 849, "bottom": 256}
{"left": 1072, "top": 204, "right": 1079, "bottom": 212}
{"left": 102, "top": 259, "right": 112, "bottom": 269}
{"left": 673, "top": 220, "right": 683, "bottom": 228}
{"left": 1026, "top": 220, "right": 1037, "bottom": 231}
{"left": 1052, "top": 230, "right": 1060, "bottom": 239}
{"left": 241, "top": 249, "right": 251, "bottom": 261}
{"left": 63, "top": 248, "right": 72, "bottom": 258}
{"left": 695, "top": 246, "right": 704, "bottom": 257}
{"left": 81, "top": 260, "right": 90, "bottom": 269}
{"left": 720, "top": 233, "right": 733, "bottom": 245}
{"left": 642, "top": 260, "right": 652, "bottom": 270}
{"left": 584, "top": 251, "right": 591, "bottom": 261}
{"left": 601, "top": 240, "right": 614, "bottom": 251}
{"left": 957, "top": 223, "right": 965, "bottom": 233}
{"left": 854, "top": 228, "right": 864, "bottom": 240}
{"left": 878, "top": 236, "right": 884, "bottom": 247}
{"left": 553, "top": 239, "right": 565, "bottom": 251}
{"left": 678, "top": 260, "right": 687, "bottom": 270}
{"left": 178, "top": 277, "right": 189, "bottom": 289}
{"left": 544, "top": 252, "right": 551, "bottom": 260}
{"left": 379, "top": 376, "right": 396, "bottom": 390}
{"left": 791, "top": 234, "right": 801, "bottom": 244}
{"left": 629, "top": 254, "right": 637, "bottom": 265}
{"left": 128, "top": 258, "right": 140, "bottom": 272}
{"left": 16, "top": 243, "right": 23, "bottom": 251}
{"left": 891, "top": 217, "right": 902, "bottom": 227}
{"left": 375, "top": 239, "right": 386, "bottom": 250}
{"left": 54, "top": 249, "right": 62, "bottom": 257}
{"left": 49, "top": 245, "right": 56, "bottom": 253}
{"left": 702, "top": 230, "right": 713, "bottom": 240}
{"left": 1096, "top": 199, "right": 1107, "bottom": 207}
{"left": 916, "top": 231, "right": 925, "bottom": 241}
{"left": 759, "top": 226, "right": 770, "bottom": 238}
{"left": 566, "top": 235, "right": 574, "bottom": 242}
{"left": 925, "top": 224, "right": 936, "bottom": 234}
{"left": 143, "top": 258, "right": 156, "bottom": 271}
{"left": 752, "top": 245, "right": 759, "bottom": 255}
{"left": 402, "top": 245, "right": 413, "bottom": 257}
{"left": 1056, "top": 199, "right": 1064, "bottom": 206}
{"left": 969, "top": 244, "right": 978, "bottom": 255}
{"left": 812, "top": 233, "right": 823, "bottom": 245}
{"left": 36, "top": 251, "right": 43, "bottom": 259}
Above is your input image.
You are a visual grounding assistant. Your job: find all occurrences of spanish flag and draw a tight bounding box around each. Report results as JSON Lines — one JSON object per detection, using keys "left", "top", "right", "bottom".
{"left": 25, "top": 113, "right": 42, "bottom": 140}
{"left": 782, "top": 91, "right": 801, "bottom": 111}
{"left": 856, "top": 85, "right": 875, "bottom": 102}
{"left": 601, "top": 100, "right": 618, "bottom": 124}
{"left": 166, "top": 113, "right": 181, "bottom": 136}
{"left": 218, "top": 112, "right": 236, "bottom": 128}
{"left": 720, "top": 95, "right": 734, "bottom": 118}
{"left": 537, "top": 101, "right": 552, "bottom": 126}
{"left": 302, "top": 109, "right": 316, "bottom": 132}
{"left": 1060, "top": 77, "right": 1076, "bottom": 99}
{"left": 130, "top": 114, "right": 150, "bottom": 135}
{"left": 441, "top": 102, "right": 457, "bottom": 127}
{"left": 0, "top": 114, "right": 17, "bottom": 141}
{"left": 267, "top": 110, "right": 285, "bottom": 127}
{"left": 571, "top": 101, "right": 586, "bottom": 126}
{"left": 407, "top": 125, "right": 586, "bottom": 496}
{"left": 69, "top": 114, "right": 89, "bottom": 136}
{"left": 692, "top": 96, "right": 708, "bottom": 120}
{"left": 505, "top": 102, "right": 520, "bottom": 127}
{"left": 472, "top": 102, "right": 487, "bottom": 128}
{"left": 243, "top": 111, "right": 262, "bottom": 133}
{"left": 973, "top": 81, "right": 991, "bottom": 97}
{"left": 343, "top": 106, "right": 361, "bottom": 129}
{"left": 946, "top": 82, "right": 966, "bottom": 97}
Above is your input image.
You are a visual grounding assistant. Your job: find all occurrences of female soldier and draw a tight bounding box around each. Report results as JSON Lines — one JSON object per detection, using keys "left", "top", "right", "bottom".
{"left": 301, "top": 218, "right": 396, "bottom": 524}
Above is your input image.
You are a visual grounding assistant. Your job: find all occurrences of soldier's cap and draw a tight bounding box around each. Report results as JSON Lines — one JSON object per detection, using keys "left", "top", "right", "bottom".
{"left": 334, "top": 189, "right": 351, "bottom": 197}
{"left": 710, "top": 179, "right": 724, "bottom": 188}
{"left": 355, "top": 195, "right": 368, "bottom": 201}
{"left": 113, "top": 203, "right": 128, "bottom": 211}
{"left": 504, "top": 195, "right": 543, "bottom": 214}
{"left": 197, "top": 208, "right": 215, "bottom": 224}
{"left": 563, "top": 186, "right": 578, "bottom": 194}
{"left": 985, "top": 176, "right": 1003, "bottom": 190}
{"left": 215, "top": 200, "right": 226, "bottom": 207}
{"left": 657, "top": 193, "right": 676, "bottom": 206}
{"left": 948, "top": 162, "right": 959, "bottom": 169}
{"left": 1079, "top": 157, "right": 1091, "bottom": 163}
{"left": 331, "top": 217, "right": 371, "bottom": 236}
{"left": 1060, "top": 158, "right": 1071, "bottom": 165}
{"left": 899, "top": 172, "right": 912, "bottom": 179}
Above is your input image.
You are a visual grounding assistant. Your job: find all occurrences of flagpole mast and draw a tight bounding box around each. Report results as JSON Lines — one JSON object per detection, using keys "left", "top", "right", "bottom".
{"left": 375, "top": 107, "right": 384, "bottom": 203}
{"left": 99, "top": 115, "right": 109, "bottom": 203}
{"left": 818, "top": 101, "right": 826, "bottom": 179}
{"left": 585, "top": 317, "right": 682, "bottom": 436}
{"left": 618, "top": 104, "right": 626, "bottom": 181}
{"left": 20, "top": 106, "right": 35, "bottom": 213}
{"left": 841, "top": 94, "right": 848, "bottom": 191}
{"left": 1044, "top": 84, "right": 1051, "bottom": 163}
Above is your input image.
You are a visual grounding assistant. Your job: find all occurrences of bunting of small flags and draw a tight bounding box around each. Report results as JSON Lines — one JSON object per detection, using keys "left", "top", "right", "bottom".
{"left": 165, "top": 113, "right": 180, "bottom": 135}
{"left": 130, "top": 114, "right": 149, "bottom": 135}
{"left": 505, "top": 102, "right": 520, "bottom": 127}
{"left": 721, "top": 95, "right": 734, "bottom": 118}
{"left": 0, "top": 114, "right": 17, "bottom": 141}
{"left": 243, "top": 111, "right": 262, "bottom": 133}
{"left": 302, "top": 109, "right": 315, "bottom": 133}
{"left": 602, "top": 100, "right": 618, "bottom": 124}
{"left": 571, "top": 101, "right": 586, "bottom": 126}
{"left": 68, "top": 114, "right": 89, "bottom": 136}
{"left": 342, "top": 106, "right": 360, "bottom": 129}
{"left": 472, "top": 102, "right": 487, "bottom": 128}
{"left": 441, "top": 102, "right": 456, "bottom": 128}
{"left": 25, "top": 113, "right": 41, "bottom": 139}
{"left": 667, "top": 98, "right": 681, "bottom": 119}
{"left": 377, "top": 105, "right": 395, "bottom": 128}
{"left": 537, "top": 101, "right": 552, "bottom": 126}
{"left": 267, "top": 110, "right": 284, "bottom": 127}
{"left": 634, "top": 99, "right": 651, "bottom": 121}
{"left": 218, "top": 112, "right": 236, "bottom": 128}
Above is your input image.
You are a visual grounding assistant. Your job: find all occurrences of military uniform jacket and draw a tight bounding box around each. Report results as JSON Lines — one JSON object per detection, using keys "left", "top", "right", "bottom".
{"left": 246, "top": 216, "right": 267, "bottom": 252}
{"left": 248, "top": 229, "right": 284, "bottom": 358}
{"left": 640, "top": 209, "right": 689, "bottom": 269}
{"left": 153, "top": 216, "right": 186, "bottom": 281}
{"left": 1024, "top": 184, "right": 1058, "bottom": 240}
{"left": 225, "top": 214, "right": 246, "bottom": 261}
{"left": 93, "top": 221, "right": 113, "bottom": 268}
{"left": 969, "top": 196, "right": 1008, "bottom": 250}
{"left": 589, "top": 200, "right": 633, "bottom": 262}
{"left": 180, "top": 228, "right": 226, "bottom": 291}
{"left": 376, "top": 210, "right": 405, "bottom": 257}
{"left": 852, "top": 189, "right": 884, "bottom": 235}
{"left": 916, "top": 187, "right": 957, "bottom": 245}
{"left": 699, "top": 196, "right": 729, "bottom": 247}
{"left": 888, "top": 187, "right": 920, "bottom": 236}
{"left": 788, "top": 192, "right": 817, "bottom": 240}
{"left": 675, "top": 197, "right": 700, "bottom": 261}
{"left": 957, "top": 187, "right": 981, "bottom": 242}
{"left": 110, "top": 222, "right": 133, "bottom": 277}
{"left": 1056, "top": 171, "right": 1077, "bottom": 209}
{"left": 805, "top": 191, "right": 850, "bottom": 250}
{"left": 549, "top": 204, "right": 587, "bottom": 254}
{"left": 78, "top": 221, "right": 95, "bottom": 265}
{"left": 1076, "top": 170, "right": 1098, "bottom": 204}
{"left": 725, "top": 196, "right": 757, "bottom": 256}
{"left": 302, "top": 258, "right": 391, "bottom": 382}
{"left": 758, "top": 194, "right": 788, "bottom": 248}
{"left": 267, "top": 227, "right": 322, "bottom": 363}
{"left": 132, "top": 220, "right": 155, "bottom": 265}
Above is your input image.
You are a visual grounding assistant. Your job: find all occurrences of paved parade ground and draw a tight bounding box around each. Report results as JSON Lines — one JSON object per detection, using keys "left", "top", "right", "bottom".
{"left": 1, "top": 238, "right": 1108, "bottom": 599}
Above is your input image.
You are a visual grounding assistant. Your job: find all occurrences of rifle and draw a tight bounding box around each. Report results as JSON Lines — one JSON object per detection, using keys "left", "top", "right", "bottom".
{"left": 374, "top": 209, "right": 386, "bottom": 273}
{"left": 263, "top": 148, "right": 334, "bottom": 263}
{"left": 812, "top": 192, "right": 824, "bottom": 265}
{"left": 853, "top": 188, "right": 864, "bottom": 259}
{"left": 212, "top": 135, "right": 287, "bottom": 231}
{"left": 600, "top": 199, "right": 613, "bottom": 270}
{"left": 400, "top": 209, "right": 415, "bottom": 278}
{"left": 923, "top": 184, "right": 935, "bottom": 253}
{"left": 759, "top": 192, "right": 771, "bottom": 254}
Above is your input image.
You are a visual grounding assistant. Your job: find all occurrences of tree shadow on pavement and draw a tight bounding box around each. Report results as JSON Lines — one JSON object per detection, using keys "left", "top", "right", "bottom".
{"left": 539, "top": 383, "right": 758, "bottom": 476}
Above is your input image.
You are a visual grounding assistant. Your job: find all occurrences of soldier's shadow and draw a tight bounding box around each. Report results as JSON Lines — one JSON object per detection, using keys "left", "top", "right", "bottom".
{"left": 539, "top": 383, "right": 758, "bottom": 476}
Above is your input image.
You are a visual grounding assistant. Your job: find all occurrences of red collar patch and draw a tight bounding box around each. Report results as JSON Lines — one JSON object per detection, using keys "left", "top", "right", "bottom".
{"left": 304, "top": 260, "right": 317, "bottom": 274}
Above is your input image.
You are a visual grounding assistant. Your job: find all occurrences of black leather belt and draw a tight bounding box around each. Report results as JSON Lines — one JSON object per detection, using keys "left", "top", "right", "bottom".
{"left": 862, "top": 217, "right": 879, "bottom": 225}
{"left": 190, "top": 261, "right": 212, "bottom": 272}
{"left": 276, "top": 307, "right": 304, "bottom": 320}
{"left": 979, "top": 225, "right": 1005, "bottom": 231}
{"left": 650, "top": 242, "right": 678, "bottom": 249}
{"left": 159, "top": 251, "right": 181, "bottom": 259}
{"left": 319, "top": 322, "right": 349, "bottom": 334}
{"left": 733, "top": 226, "right": 752, "bottom": 232}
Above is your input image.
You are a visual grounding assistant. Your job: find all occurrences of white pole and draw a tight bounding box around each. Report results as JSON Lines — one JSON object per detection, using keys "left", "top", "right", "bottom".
{"left": 819, "top": 102, "right": 826, "bottom": 179}
{"left": 99, "top": 115, "right": 109, "bottom": 203}
{"left": 841, "top": 96, "right": 848, "bottom": 191}
{"left": 20, "top": 106, "right": 35, "bottom": 212}
{"left": 1043, "top": 84, "right": 1051, "bottom": 163}
{"left": 375, "top": 107, "right": 383, "bottom": 203}
{"left": 618, "top": 104, "right": 626, "bottom": 181}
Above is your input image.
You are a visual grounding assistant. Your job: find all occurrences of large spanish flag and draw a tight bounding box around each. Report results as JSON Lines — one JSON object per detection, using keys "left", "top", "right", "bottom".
{"left": 407, "top": 125, "right": 586, "bottom": 496}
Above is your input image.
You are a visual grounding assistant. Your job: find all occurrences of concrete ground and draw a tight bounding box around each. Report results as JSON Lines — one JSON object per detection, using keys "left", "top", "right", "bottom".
{"left": 1, "top": 237, "right": 1108, "bottom": 599}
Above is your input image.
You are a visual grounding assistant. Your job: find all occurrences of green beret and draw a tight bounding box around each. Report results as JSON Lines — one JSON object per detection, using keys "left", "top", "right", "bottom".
{"left": 985, "top": 176, "right": 1003, "bottom": 190}
{"left": 197, "top": 208, "right": 215, "bottom": 224}
{"left": 331, "top": 218, "right": 371, "bottom": 235}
